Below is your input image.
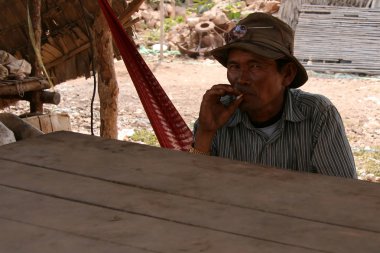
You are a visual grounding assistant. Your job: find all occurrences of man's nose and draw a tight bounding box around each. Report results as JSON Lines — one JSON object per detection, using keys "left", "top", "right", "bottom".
{"left": 238, "top": 69, "right": 253, "bottom": 85}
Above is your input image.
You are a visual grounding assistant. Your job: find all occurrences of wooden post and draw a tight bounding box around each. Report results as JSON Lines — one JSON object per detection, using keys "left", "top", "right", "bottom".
{"left": 94, "top": 0, "right": 119, "bottom": 139}
{"left": 28, "top": 0, "right": 44, "bottom": 114}
{"left": 30, "top": 0, "right": 42, "bottom": 77}
{"left": 372, "top": 0, "right": 380, "bottom": 7}
{"left": 159, "top": 0, "right": 164, "bottom": 60}
{"left": 29, "top": 91, "right": 43, "bottom": 113}
{"left": 171, "top": 0, "right": 176, "bottom": 18}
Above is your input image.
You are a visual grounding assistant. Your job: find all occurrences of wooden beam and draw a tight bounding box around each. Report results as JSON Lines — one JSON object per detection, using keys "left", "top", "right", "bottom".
{"left": 45, "top": 43, "right": 90, "bottom": 69}
{"left": 119, "top": 0, "right": 145, "bottom": 25}
{"left": 0, "top": 79, "right": 50, "bottom": 96}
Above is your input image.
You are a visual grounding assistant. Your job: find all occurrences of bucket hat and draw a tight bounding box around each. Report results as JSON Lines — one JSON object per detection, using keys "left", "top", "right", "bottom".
{"left": 210, "top": 12, "right": 308, "bottom": 88}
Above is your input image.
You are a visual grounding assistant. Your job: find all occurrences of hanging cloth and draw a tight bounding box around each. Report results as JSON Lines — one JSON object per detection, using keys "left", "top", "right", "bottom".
{"left": 97, "top": 0, "right": 193, "bottom": 151}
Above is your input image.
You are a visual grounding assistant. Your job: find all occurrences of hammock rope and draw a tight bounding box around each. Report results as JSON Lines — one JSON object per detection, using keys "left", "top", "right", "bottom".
{"left": 97, "top": 0, "right": 193, "bottom": 151}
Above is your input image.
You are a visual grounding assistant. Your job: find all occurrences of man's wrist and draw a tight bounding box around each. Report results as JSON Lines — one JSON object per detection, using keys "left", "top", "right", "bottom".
{"left": 189, "top": 146, "right": 210, "bottom": 155}
{"left": 193, "top": 128, "right": 215, "bottom": 154}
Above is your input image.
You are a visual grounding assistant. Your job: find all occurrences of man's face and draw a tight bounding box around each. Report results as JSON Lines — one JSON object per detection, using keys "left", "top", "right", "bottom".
{"left": 226, "top": 49, "right": 292, "bottom": 115}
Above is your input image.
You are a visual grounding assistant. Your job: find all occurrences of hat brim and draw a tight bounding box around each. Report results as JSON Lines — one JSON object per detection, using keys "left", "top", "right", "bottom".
{"left": 210, "top": 42, "right": 308, "bottom": 89}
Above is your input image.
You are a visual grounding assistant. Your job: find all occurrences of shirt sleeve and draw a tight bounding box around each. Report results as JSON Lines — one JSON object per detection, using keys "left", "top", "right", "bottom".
{"left": 311, "top": 106, "right": 357, "bottom": 178}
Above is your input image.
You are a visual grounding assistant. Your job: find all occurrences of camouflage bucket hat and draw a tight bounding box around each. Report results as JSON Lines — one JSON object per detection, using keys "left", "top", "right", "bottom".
{"left": 210, "top": 12, "right": 308, "bottom": 88}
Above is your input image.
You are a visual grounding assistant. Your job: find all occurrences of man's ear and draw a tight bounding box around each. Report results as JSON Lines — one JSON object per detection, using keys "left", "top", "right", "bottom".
{"left": 282, "top": 62, "right": 297, "bottom": 88}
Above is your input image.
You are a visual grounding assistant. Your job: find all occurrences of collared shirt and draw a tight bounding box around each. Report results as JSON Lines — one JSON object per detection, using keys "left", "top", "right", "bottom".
{"left": 194, "top": 89, "right": 357, "bottom": 178}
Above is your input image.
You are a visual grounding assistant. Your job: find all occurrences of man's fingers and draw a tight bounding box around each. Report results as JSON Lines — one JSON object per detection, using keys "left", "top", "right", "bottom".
{"left": 227, "top": 94, "right": 244, "bottom": 113}
{"left": 204, "top": 85, "right": 241, "bottom": 100}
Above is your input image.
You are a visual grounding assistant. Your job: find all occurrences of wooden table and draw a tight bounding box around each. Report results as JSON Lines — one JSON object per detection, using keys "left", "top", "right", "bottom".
{"left": 0, "top": 131, "right": 379, "bottom": 253}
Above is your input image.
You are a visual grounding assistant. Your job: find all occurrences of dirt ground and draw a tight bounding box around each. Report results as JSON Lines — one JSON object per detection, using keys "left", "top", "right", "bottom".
{"left": 2, "top": 56, "right": 380, "bottom": 178}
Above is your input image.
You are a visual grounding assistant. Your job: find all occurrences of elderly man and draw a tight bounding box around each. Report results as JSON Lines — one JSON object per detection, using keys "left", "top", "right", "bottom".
{"left": 191, "top": 13, "right": 357, "bottom": 178}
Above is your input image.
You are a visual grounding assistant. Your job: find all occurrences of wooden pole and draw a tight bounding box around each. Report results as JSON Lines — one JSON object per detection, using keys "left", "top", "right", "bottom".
{"left": 29, "top": 0, "right": 44, "bottom": 113}
{"left": 94, "top": 0, "right": 119, "bottom": 139}
{"left": 372, "top": 0, "right": 380, "bottom": 7}
{"left": 30, "top": 0, "right": 42, "bottom": 77}
{"left": 159, "top": 0, "right": 164, "bottom": 60}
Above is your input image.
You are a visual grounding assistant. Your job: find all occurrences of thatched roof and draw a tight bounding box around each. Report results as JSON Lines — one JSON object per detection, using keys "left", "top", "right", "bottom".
{"left": 0, "top": 0, "right": 134, "bottom": 85}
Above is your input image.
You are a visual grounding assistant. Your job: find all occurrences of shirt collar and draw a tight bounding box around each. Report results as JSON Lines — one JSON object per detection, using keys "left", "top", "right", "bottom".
{"left": 283, "top": 89, "right": 306, "bottom": 122}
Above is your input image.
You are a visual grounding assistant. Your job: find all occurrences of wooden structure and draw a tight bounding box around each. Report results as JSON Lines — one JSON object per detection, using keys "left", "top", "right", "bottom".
{"left": 0, "top": 131, "right": 379, "bottom": 252}
{"left": 0, "top": 0, "right": 144, "bottom": 136}
{"left": 0, "top": 77, "right": 59, "bottom": 113}
{"left": 279, "top": 0, "right": 374, "bottom": 30}
{"left": 0, "top": 0, "right": 134, "bottom": 84}
{"left": 294, "top": 5, "right": 380, "bottom": 75}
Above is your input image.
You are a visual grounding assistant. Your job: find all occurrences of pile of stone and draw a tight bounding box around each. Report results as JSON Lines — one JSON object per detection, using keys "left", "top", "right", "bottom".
{"left": 131, "top": 0, "right": 281, "bottom": 56}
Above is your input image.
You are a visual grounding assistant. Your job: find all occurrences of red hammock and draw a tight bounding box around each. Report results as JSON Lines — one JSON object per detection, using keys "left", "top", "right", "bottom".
{"left": 97, "top": 0, "right": 193, "bottom": 151}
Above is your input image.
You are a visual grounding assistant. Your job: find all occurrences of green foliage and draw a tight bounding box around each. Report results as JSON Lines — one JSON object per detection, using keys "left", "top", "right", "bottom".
{"left": 130, "top": 129, "right": 159, "bottom": 147}
{"left": 353, "top": 147, "right": 380, "bottom": 176}
{"left": 223, "top": 2, "right": 244, "bottom": 20}
{"left": 164, "top": 16, "right": 185, "bottom": 32}
{"left": 187, "top": 0, "right": 215, "bottom": 15}
{"left": 146, "top": 29, "right": 160, "bottom": 43}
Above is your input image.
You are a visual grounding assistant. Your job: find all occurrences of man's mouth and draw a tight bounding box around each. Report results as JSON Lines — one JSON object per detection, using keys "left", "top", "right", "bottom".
{"left": 234, "top": 84, "right": 252, "bottom": 95}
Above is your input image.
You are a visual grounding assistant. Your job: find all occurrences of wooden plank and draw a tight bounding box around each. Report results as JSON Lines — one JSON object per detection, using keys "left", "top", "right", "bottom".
{"left": 72, "top": 26, "right": 88, "bottom": 43}
{"left": 38, "top": 114, "right": 53, "bottom": 133}
{"left": 45, "top": 43, "right": 90, "bottom": 69}
{"left": 0, "top": 131, "right": 379, "bottom": 234}
{"left": 0, "top": 184, "right": 315, "bottom": 253}
{"left": 0, "top": 218, "right": 150, "bottom": 253}
{"left": 294, "top": 5, "right": 380, "bottom": 75}
{"left": 0, "top": 159, "right": 379, "bottom": 252}
{"left": 22, "top": 116, "right": 41, "bottom": 130}
{"left": 50, "top": 113, "right": 71, "bottom": 131}
{"left": 56, "top": 35, "right": 69, "bottom": 54}
{"left": 42, "top": 43, "right": 63, "bottom": 59}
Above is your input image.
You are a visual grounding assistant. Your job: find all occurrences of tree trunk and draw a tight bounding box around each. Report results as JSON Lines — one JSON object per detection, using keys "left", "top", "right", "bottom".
{"left": 94, "top": 0, "right": 119, "bottom": 139}
{"left": 30, "top": 0, "right": 42, "bottom": 77}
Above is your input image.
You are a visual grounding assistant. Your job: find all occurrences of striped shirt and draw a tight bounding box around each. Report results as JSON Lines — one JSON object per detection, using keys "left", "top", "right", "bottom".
{"left": 194, "top": 89, "right": 357, "bottom": 178}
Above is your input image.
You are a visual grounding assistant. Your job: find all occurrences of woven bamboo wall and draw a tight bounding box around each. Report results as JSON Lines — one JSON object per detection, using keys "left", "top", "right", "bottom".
{"left": 294, "top": 5, "right": 380, "bottom": 75}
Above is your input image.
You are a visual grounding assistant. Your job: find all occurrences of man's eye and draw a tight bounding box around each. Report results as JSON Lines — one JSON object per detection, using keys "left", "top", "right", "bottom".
{"left": 249, "top": 64, "right": 261, "bottom": 69}
{"left": 227, "top": 64, "right": 239, "bottom": 71}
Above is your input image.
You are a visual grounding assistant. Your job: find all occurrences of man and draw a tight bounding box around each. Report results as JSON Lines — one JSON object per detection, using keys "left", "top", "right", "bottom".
{"left": 190, "top": 12, "right": 357, "bottom": 178}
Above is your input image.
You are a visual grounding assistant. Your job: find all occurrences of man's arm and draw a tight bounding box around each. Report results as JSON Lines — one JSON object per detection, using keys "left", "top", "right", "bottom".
{"left": 312, "top": 106, "right": 357, "bottom": 178}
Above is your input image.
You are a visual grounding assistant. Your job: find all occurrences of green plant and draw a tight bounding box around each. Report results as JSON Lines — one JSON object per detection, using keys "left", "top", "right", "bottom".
{"left": 130, "top": 129, "right": 159, "bottom": 146}
{"left": 186, "top": 0, "right": 215, "bottom": 15}
{"left": 164, "top": 16, "right": 185, "bottom": 32}
{"left": 146, "top": 29, "right": 160, "bottom": 43}
{"left": 353, "top": 147, "right": 380, "bottom": 177}
{"left": 223, "top": 2, "right": 244, "bottom": 20}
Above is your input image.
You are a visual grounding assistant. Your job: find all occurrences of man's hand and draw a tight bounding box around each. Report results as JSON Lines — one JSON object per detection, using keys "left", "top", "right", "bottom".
{"left": 194, "top": 84, "right": 243, "bottom": 152}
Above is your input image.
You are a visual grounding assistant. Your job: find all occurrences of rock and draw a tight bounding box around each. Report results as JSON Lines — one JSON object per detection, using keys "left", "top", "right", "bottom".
{"left": 0, "top": 121, "right": 16, "bottom": 145}
{"left": 202, "top": 10, "right": 217, "bottom": 21}
{"left": 212, "top": 12, "right": 229, "bottom": 26}
{"left": 0, "top": 64, "right": 8, "bottom": 80}
{"left": 152, "top": 44, "right": 168, "bottom": 51}
{"left": 186, "top": 17, "right": 201, "bottom": 28}
{"left": 175, "top": 6, "right": 186, "bottom": 17}
{"left": 263, "top": 0, "right": 281, "bottom": 14}
{"left": 141, "top": 10, "right": 153, "bottom": 22}
{"left": 364, "top": 173, "right": 376, "bottom": 182}
{"left": 139, "top": 1, "right": 148, "bottom": 10}
{"left": 164, "top": 3, "right": 174, "bottom": 18}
